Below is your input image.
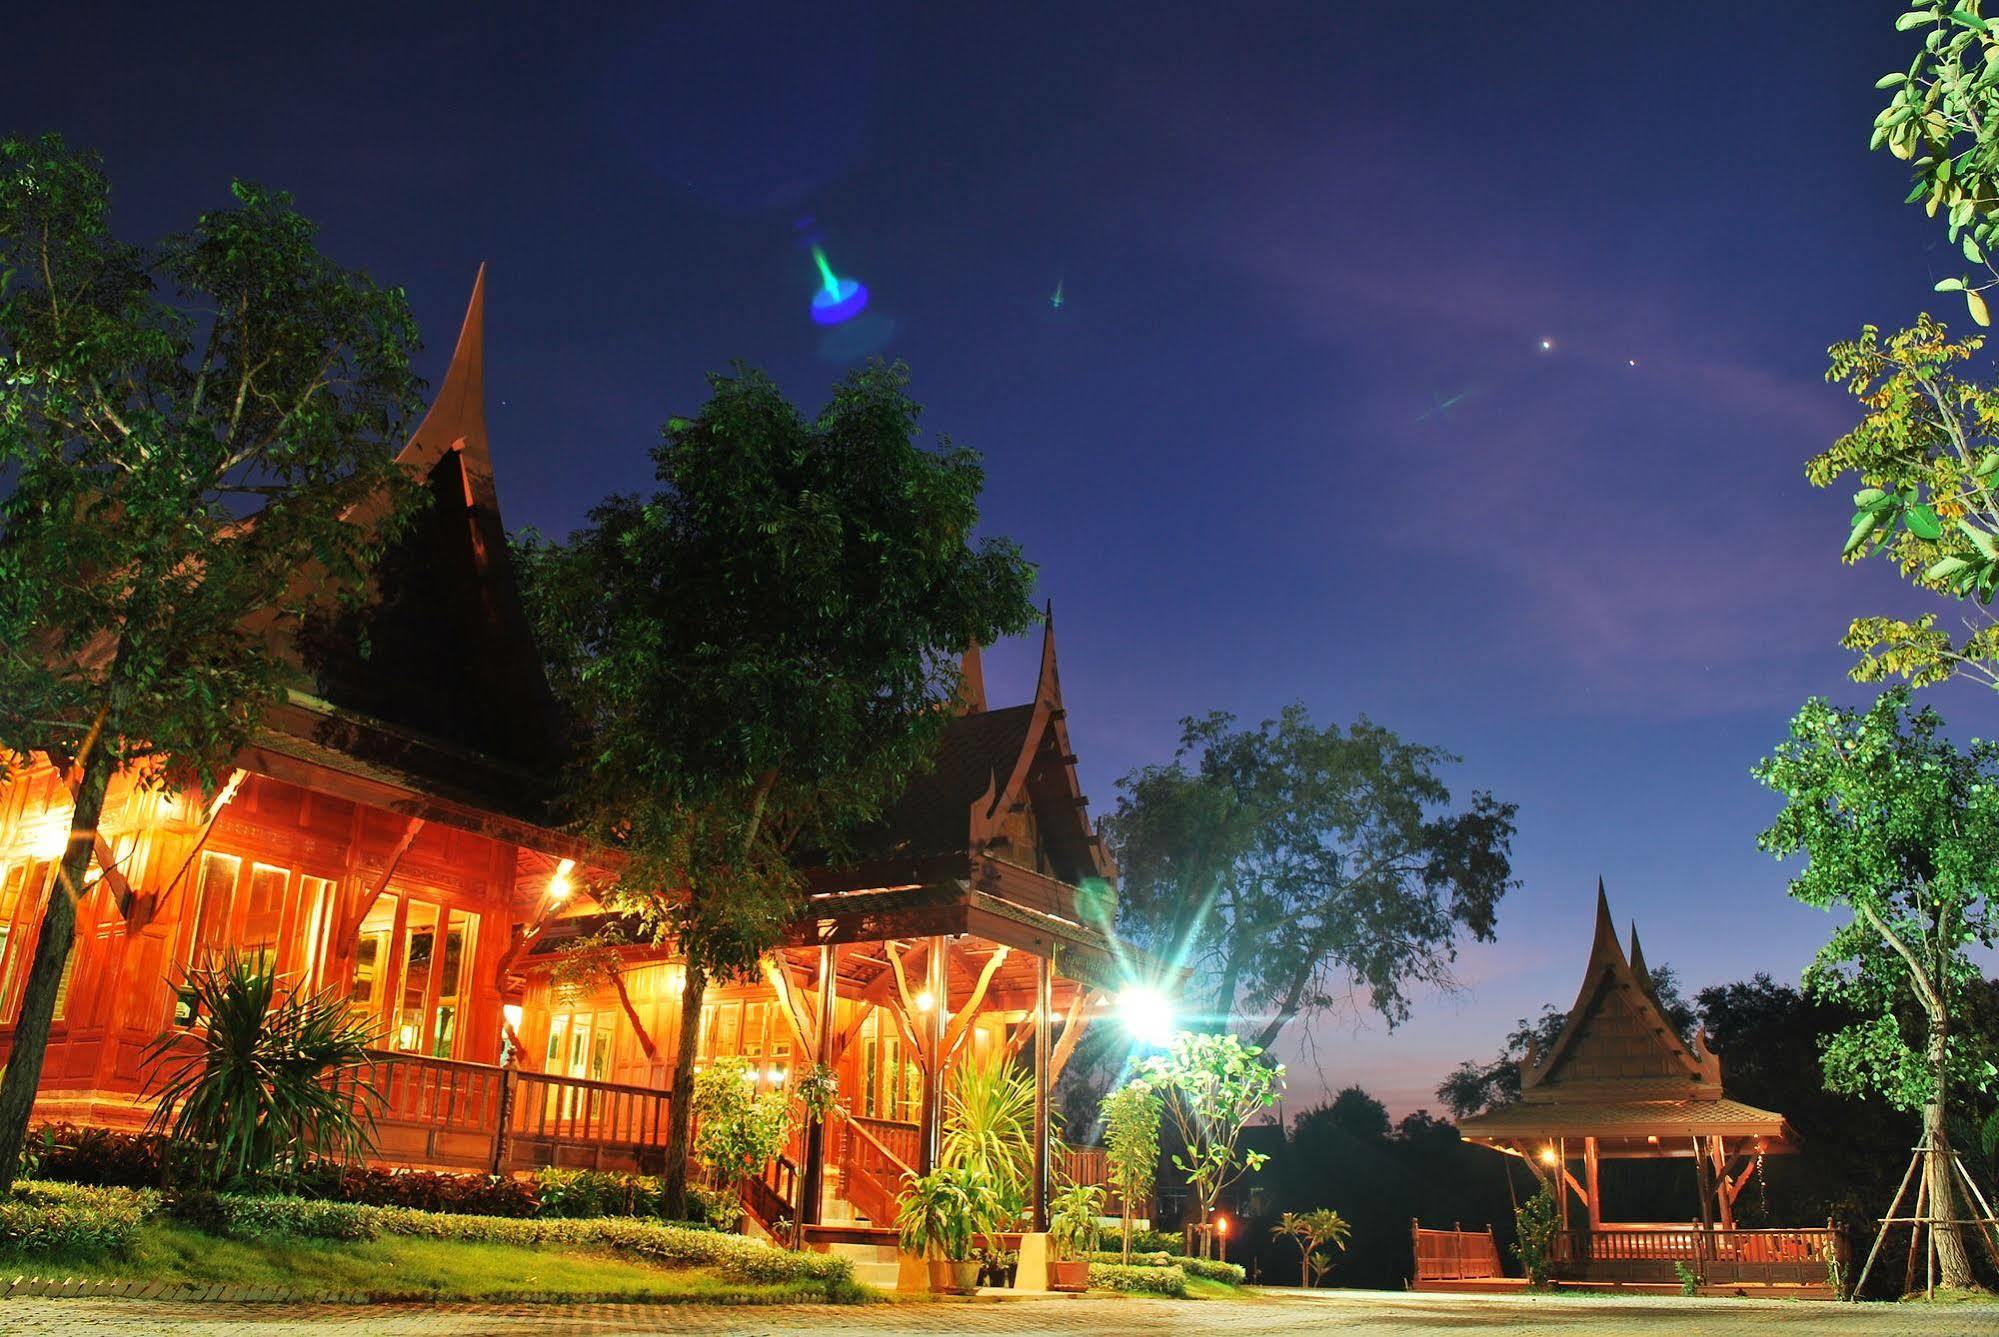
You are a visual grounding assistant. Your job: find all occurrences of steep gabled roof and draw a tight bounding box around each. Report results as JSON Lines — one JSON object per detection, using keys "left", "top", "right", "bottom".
{"left": 283, "top": 268, "right": 565, "bottom": 798}
{"left": 1517, "top": 880, "right": 1721, "bottom": 1103}
{"left": 862, "top": 608, "right": 1115, "bottom": 887}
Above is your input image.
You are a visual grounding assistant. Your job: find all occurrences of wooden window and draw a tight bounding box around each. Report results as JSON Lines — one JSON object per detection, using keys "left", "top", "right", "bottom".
{"left": 429, "top": 910, "right": 473, "bottom": 1058}
{"left": 862, "top": 1036, "right": 879, "bottom": 1118}
{"left": 187, "top": 852, "right": 241, "bottom": 968}
{"left": 295, "top": 876, "right": 334, "bottom": 988}
{"left": 0, "top": 862, "right": 28, "bottom": 1020}
{"left": 349, "top": 894, "right": 397, "bottom": 1039}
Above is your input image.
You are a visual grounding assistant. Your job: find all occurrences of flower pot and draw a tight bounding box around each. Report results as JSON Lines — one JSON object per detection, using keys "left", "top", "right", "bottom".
{"left": 1048, "top": 1258, "right": 1090, "bottom": 1292}
{"left": 950, "top": 1259, "right": 983, "bottom": 1293}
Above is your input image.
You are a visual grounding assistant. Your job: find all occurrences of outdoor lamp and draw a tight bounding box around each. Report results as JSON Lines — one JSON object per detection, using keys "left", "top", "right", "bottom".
{"left": 34, "top": 817, "right": 72, "bottom": 860}
{"left": 1540, "top": 1147, "right": 1558, "bottom": 1166}
{"left": 548, "top": 857, "right": 576, "bottom": 903}
{"left": 767, "top": 1065, "right": 786, "bottom": 1084}
{"left": 1216, "top": 1215, "right": 1229, "bottom": 1236}
{"left": 502, "top": 1003, "right": 524, "bottom": 1032}
{"left": 1117, "top": 985, "right": 1176, "bottom": 1048}
{"left": 915, "top": 990, "right": 936, "bottom": 1012}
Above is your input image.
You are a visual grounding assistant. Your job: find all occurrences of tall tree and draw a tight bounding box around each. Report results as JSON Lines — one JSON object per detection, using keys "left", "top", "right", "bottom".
{"left": 1103, "top": 706, "right": 1515, "bottom": 1046}
{"left": 1753, "top": 689, "right": 1999, "bottom": 1290}
{"left": 515, "top": 361, "right": 1036, "bottom": 1218}
{"left": 0, "top": 135, "right": 419, "bottom": 1189}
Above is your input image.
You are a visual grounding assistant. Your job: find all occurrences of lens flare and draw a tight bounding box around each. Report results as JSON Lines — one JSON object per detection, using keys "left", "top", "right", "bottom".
{"left": 1118, "top": 986, "right": 1177, "bottom": 1048}
{"left": 810, "top": 245, "right": 868, "bottom": 325}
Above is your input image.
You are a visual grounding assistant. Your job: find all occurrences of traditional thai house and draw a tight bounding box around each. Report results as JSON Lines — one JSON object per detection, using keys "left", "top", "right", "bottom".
{"left": 0, "top": 270, "right": 1147, "bottom": 1264}
{"left": 1417, "top": 882, "right": 1842, "bottom": 1295}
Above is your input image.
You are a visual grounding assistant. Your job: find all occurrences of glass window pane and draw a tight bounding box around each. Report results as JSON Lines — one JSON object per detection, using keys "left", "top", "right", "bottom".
{"left": 190, "top": 852, "right": 241, "bottom": 965}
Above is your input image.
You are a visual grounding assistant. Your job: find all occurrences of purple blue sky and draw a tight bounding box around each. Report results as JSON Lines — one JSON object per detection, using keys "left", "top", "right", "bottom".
{"left": 14, "top": 2, "right": 1999, "bottom": 1113}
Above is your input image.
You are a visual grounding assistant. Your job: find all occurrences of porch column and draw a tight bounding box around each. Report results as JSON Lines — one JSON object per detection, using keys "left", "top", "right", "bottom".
{"left": 1691, "top": 1135, "right": 1714, "bottom": 1270}
{"left": 800, "top": 942, "right": 836, "bottom": 1226}
{"left": 919, "top": 935, "right": 948, "bottom": 1173}
{"left": 1710, "top": 1137, "right": 1734, "bottom": 1231}
{"left": 1583, "top": 1136, "right": 1602, "bottom": 1231}
{"left": 1031, "top": 952, "right": 1052, "bottom": 1231}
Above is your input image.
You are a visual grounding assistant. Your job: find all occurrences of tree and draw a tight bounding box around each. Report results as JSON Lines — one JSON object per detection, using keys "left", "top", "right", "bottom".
{"left": 516, "top": 361, "right": 1037, "bottom": 1219}
{"left": 1103, "top": 707, "right": 1516, "bottom": 1048}
{"left": 1100, "top": 1077, "right": 1163, "bottom": 1262}
{"left": 1139, "top": 1031, "right": 1284, "bottom": 1257}
{"left": 0, "top": 135, "right": 420, "bottom": 1189}
{"left": 1321, "top": 1086, "right": 1391, "bottom": 1142}
{"left": 1270, "top": 1208, "right": 1351, "bottom": 1287}
{"left": 691, "top": 1055, "right": 793, "bottom": 1203}
{"left": 1753, "top": 689, "right": 1999, "bottom": 1289}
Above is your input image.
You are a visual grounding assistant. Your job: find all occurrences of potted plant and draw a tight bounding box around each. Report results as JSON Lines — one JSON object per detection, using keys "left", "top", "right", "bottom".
{"left": 896, "top": 1167, "right": 1001, "bottom": 1293}
{"left": 1048, "top": 1182, "right": 1105, "bottom": 1292}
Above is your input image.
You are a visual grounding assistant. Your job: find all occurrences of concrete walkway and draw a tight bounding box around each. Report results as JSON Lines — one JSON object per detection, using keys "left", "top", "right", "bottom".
{"left": 3, "top": 1288, "right": 1997, "bottom": 1335}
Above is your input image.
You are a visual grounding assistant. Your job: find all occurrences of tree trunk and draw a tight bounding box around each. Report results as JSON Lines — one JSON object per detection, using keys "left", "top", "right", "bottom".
{"left": 660, "top": 958, "right": 708, "bottom": 1221}
{"left": 1925, "top": 1021, "right": 1975, "bottom": 1290}
{"left": 610, "top": 970, "right": 660, "bottom": 1063}
{"left": 0, "top": 744, "right": 112, "bottom": 1192}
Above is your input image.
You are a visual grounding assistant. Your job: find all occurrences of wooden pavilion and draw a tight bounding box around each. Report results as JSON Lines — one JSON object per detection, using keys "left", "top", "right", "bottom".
{"left": 0, "top": 268, "right": 1151, "bottom": 1280}
{"left": 1436, "top": 883, "right": 1843, "bottom": 1295}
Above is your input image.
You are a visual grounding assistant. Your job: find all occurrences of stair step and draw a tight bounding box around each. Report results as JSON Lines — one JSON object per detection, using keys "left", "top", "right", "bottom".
{"left": 849, "top": 1261, "right": 901, "bottom": 1289}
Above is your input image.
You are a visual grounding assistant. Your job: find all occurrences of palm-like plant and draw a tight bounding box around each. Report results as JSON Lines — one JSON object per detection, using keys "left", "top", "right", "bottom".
{"left": 1049, "top": 1181, "right": 1105, "bottom": 1261}
{"left": 896, "top": 1166, "right": 1004, "bottom": 1262}
{"left": 1272, "top": 1208, "right": 1352, "bottom": 1287}
{"left": 941, "top": 1055, "right": 1035, "bottom": 1222}
{"left": 142, "top": 953, "right": 377, "bottom": 1188}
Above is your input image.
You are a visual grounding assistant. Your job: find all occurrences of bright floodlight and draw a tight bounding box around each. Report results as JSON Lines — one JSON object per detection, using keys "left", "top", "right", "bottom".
{"left": 1119, "top": 986, "right": 1176, "bottom": 1048}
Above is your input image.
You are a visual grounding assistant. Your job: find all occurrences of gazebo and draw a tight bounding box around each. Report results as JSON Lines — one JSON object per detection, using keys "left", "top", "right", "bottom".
{"left": 1440, "top": 883, "right": 1842, "bottom": 1295}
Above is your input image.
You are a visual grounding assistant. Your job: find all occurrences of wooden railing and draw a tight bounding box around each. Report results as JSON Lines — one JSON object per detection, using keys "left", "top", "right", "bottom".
{"left": 1552, "top": 1226, "right": 1844, "bottom": 1289}
{"left": 837, "top": 1111, "right": 915, "bottom": 1228}
{"left": 1412, "top": 1221, "right": 1502, "bottom": 1282}
{"left": 349, "top": 1050, "right": 672, "bottom": 1176}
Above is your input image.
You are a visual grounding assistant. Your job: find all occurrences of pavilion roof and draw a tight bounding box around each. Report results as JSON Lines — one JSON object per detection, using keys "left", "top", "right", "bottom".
{"left": 1457, "top": 1097, "right": 1793, "bottom": 1144}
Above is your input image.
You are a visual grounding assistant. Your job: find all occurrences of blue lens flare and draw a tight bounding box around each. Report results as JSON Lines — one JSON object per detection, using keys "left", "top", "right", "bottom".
{"left": 810, "top": 275, "right": 868, "bottom": 325}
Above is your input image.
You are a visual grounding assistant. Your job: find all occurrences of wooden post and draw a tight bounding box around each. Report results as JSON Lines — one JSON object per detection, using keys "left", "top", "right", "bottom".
{"left": 1711, "top": 1137, "right": 1735, "bottom": 1231}
{"left": 491, "top": 1065, "right": 517, "bottom": 1174}
{"left": 920, "top": 935, "right": 947, "bottom": 1173}
{"left": 1032, "top": 952, "right": 1052, "bottom": 1232}
{"left": 1691, "top": 1135, "right": 1713, "bottom": 1276}
{"left": 1557, "top": 1137, "right": 1571, "bottom": 1231}
{"left": 800, "top": 942, "right": 835, "bottom": 1227}
{"left": 1583, "top": 1136, "right": 1602, "bottom": 1231}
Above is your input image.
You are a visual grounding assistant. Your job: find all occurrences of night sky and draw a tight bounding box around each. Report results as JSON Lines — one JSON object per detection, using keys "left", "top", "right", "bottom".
{"left": 14, "top": 2, "right": 1999, "bottom": 1115}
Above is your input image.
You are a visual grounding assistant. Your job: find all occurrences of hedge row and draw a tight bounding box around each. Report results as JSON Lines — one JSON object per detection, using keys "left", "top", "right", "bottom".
{"left": 24, "top": 1124, "right": 718, "bottom": 1224}
{"left": 0, "top": 1183, "right": 852, "bottom": 1292}
{"left": 1087, "top": 1262, "right": 1187, "bottom": 1296}
{"left": 1085, "top": 1249, "right": 1244, "bottom": 1285}
{"left": 0, "top": 1182, "right": 158, "bottom": 1256}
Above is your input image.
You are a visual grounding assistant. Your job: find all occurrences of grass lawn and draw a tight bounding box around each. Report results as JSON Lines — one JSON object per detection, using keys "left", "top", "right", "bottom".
{"left": 0, "top": 1221, "right": 857, "bottom": 1304}
{"left": 1183, "top": 1276, "right": 1258, "bottom": 1300}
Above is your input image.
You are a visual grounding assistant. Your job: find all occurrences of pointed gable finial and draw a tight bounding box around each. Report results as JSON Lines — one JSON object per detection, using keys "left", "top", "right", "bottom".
{"left": 1034, "top": 600, "right": 1061, "bottom": 707}
{"left": 398, "top": 264, "right": 497, "bottom": 513}
{"left": 957, "top": 643, "right": 987, "bottom": 715}
{"left": 1629, "top": 922, "right": 1651, "bottom": 986}
{"left": 1592, "top": 877, "right": 1620, "bottom": 958}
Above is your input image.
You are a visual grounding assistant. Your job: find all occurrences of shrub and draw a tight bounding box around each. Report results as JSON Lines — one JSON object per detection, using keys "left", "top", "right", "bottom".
{"left": 692, "top": 1057, "right": 793, "bottom": 1200}
{"left": 0, "top": 1182, "right": 156, "bottom": 1257}
{"left": 535, "top": 1167, "right": 661, "bottom": 1219}
{"left": 143, "top": 954, "right": 378, "bottom": 1188}
{"left": 215, "top": 1194, "right": 379, "bottom": 1241}
{"left": 1085, "top": 1250, "right": 1243, "bottom": 1284}
{"left": 23, "top": 1123, "right": 167, "bottom": 1187}
{"left": 1513, "top": 1184, "right": 1561, "bottom": 1289}
{"left": 301, "top": 1165, "right": 540, "bottom": 1217}
{"left": 1127, "top": 1227, "right": 1185, "bottom": 1255}
{"left": 1088, "top": 1261, "right": 1187, "bottom": 1296}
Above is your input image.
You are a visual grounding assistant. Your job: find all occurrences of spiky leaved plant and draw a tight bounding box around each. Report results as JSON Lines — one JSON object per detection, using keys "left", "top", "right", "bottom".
{"left": 940, "top": 1054, "right": 1035, "bottom": 1223}
{"left": 142, "top": 953, "right": 377, "bottom": 1189}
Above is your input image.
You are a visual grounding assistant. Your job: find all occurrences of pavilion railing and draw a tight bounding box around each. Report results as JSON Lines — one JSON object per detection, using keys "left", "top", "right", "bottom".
{"left": 1552, "top": 1225, "right": 1845, "bottom": 1288}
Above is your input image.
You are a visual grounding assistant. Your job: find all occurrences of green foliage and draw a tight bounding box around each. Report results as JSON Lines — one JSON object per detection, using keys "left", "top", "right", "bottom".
{"left": 1104, "top": 706, "right": 1516, "bottom": 1045}
{"left": 1048, "top": 1181, "right": 1104, "bottom": 1261}
{"left": 0, "top": 131, "right": 421, "bottom": 1187}
{"left": 940, "top": 1054, "right": 1035, "bottom": 1223}
{"left": 514, "top": 360, "right": 1039, "bottom": 982}
{"left": 893, "top": 1166, "right": 1004, "bottom": 1262}
{"left": 1084, "top": 1250, "right": 1244, "bottom": 1284}
{"left": 1271, "top": 1207, "right": 1352, "bottom": 1287}
{"left": 1753, "top": 690, "right": 1999, "bottom": 1112}
{"left": 1086, "top": 1260, "right": 1187, "bottom": 1295}
{"left": 1099, "top": 1077, "right": 1162, "bottom": 1261}
{"left": 210, "top": 1195, "right": 377, "bottom": 1241}
{"left": 1138, "top": 1032, "right": 1283, "bottom": 1243}
{"left": 1816, "top": 319, "right": 1999, "bottom": 689}
{"left": 1512, "top": 1184, "right": 1561, "bottom": 1289}
{"left": 1673, "top": 1259, "right": 1699, "bottom": 1296}
{"left": 690, "top": 1056, "right": 793, "bottom": 1195}
{"left": 1870, "top": 3, "right": 1999, "bottom": 324}
{"left": 795, "top": 1062, "right": 840, "bottom": 1122}
{"left": 141, "top": 954, "right": 377, "bottom": 1189}
{"left": 0, "top": 1182, "right": 156, "bottom": 1256}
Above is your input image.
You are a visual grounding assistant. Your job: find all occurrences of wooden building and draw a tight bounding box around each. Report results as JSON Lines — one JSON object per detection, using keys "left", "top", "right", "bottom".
{"left": 0, "top": 270, "right": 1148, "bottom": 1252}
{"left": 1420, "top": 883, "right": 1842, "bottom": 1295}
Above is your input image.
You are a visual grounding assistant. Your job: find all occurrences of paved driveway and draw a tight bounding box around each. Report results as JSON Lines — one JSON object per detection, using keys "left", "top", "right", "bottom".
{"left": 4, "top": 1289, "right": 1997, "bottom": 1335}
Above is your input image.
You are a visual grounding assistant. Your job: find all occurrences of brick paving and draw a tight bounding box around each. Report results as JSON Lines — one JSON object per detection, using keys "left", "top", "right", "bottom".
{"left": 3, "top": 1290, "right": 1998, "bottom": 1336}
